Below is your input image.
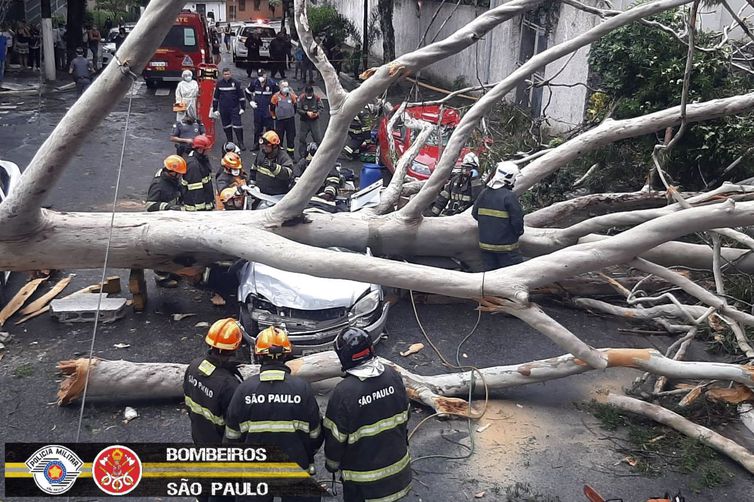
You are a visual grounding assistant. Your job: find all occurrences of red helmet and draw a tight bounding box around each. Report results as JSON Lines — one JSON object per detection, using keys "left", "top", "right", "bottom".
{"left": 193, "top": 134, "right": 212, "bottom": 149}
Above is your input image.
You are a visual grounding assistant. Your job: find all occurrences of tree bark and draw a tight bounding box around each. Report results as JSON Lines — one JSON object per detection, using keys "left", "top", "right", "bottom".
{"left": 378, "top": 0, "right": 396, "bottom": 63}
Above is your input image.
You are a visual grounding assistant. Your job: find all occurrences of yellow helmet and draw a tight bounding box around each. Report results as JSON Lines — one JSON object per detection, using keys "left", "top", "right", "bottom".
{"left": 205, "top": 318, "right": 243, "bottom": 351}
{"left": 254, "top": 326, "right": 292, "bottom": 359}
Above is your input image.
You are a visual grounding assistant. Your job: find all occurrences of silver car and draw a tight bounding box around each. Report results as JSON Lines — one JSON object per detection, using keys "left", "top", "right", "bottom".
{"left": 232, "top": 21, "right": 276, "bottom": 66}
{"left": 237, "top": 248, "right": 390, "bottom": 356}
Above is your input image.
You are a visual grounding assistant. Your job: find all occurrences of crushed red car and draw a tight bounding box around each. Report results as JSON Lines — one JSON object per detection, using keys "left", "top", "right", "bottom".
{"left": 376, "top": 104, "right": 488, "bottom": 180}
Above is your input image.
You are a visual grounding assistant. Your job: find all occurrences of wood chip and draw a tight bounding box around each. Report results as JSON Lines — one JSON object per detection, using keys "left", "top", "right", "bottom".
{"left": 476, "top": 423, "right": 491, "bottom": 433}
{"left": 210, "top": 293, "right": 226, "bottom": 306}
{"left": 679, "top": 385, "right": 704, "bottom": 407}
{"left": 474, "top": 491, "right": 485, "bottom": 498}
{"left": 400, "top": 343, "right": 424, "bottom": 357}
{"left": 0, "top": 277, "right": 48, "bottom": 327}
{"left": 20, "top": 275, "right": 73, "bottom": 315}
{"left": 705, "top": 385, "right": 754, "bottom": 404}
{"left": 113, "top": 343, "right": 131, "bottom": 349}
{"left": 172, "top": 313, "right": 197, "bottom": 321}
{"left": 195, "top": 321, "right": 210, "bottom": 328}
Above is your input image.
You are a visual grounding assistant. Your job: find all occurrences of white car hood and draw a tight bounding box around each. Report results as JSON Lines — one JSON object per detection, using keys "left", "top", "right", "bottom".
{"left": 238, "top": 261, "right": 372, "bottom": 310}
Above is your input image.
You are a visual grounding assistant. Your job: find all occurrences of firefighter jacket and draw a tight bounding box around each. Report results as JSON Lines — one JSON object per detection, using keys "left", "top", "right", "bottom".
{"left": 471, "top": 186, "right": 525, "bottom": 252}
{"left": 216, "top": 170, "right": 248, "bottom": 193}
{"left": 323, "top": 365, "right": 412, "bottom": 502}
{"left": 183, "top": 353, "right": 243, "bottom": 445}
{"left": 212, "top": 77, "right": 246, "bottom": 112}
{"left": 146, "top": 168, "right": 183, "bottom": 212}
{"left": 430, "top": 170, "right": 482, "bottom": 216}
{"left": 224, "top": 362, "right": 323, "bottom": 471}
{"left": 297, "top": 93, "right": 323, "bottom": 121}
{"left": 182, "top": 150, "right": 216, "bottom": 211}
{"left": 295, "top": 158, "right": 342, "bottom": 199}
{"left": 270, "top": 91, "right": 297, "bottom": 120}
{"left": 245, "top": 78, "right": 278, "bottom": 119}
{"left": 348, "top": 111, "right": 371, "bottom": 141}
{"left": 251, "top": 148, "right": 294, "bottom": 195}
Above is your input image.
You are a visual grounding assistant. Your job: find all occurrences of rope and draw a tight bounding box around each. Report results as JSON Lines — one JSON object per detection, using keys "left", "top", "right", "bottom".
{"left": 407, "top": 271, "right": 490, "bottom": 464}
{"left": 73, "top": 62, "right": 137, "bottom": 442}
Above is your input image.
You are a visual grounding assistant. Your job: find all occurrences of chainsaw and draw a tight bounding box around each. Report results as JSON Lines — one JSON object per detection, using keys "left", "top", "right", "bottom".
{"left": 584, "top": 485, "right": 686, "bottom": 502}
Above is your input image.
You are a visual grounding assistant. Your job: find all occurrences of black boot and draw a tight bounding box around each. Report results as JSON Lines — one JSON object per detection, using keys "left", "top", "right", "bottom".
{"left": 224, "top": 128, "right": 233, "bottom": 143}
{"left": 235, "top": 128, "right": 246, "bottom": 151}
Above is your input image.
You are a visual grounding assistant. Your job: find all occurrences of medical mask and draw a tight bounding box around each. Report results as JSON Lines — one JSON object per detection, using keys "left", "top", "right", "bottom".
{"left": 281, "top": 86, "right": 289, "bottom": 94}
{"left": 231, "top": 169, "right": 240, "bottom": 176}
{"left": 258, "top": 76, "right": 265, "bottom": 83}
{"left": 183, "top": 75, "right": 192, "bottom": 82}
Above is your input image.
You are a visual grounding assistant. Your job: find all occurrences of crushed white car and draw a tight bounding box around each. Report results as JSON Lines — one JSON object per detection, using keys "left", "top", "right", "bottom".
{"left": 237, "top": 248, "right": 390, "bottom": 355}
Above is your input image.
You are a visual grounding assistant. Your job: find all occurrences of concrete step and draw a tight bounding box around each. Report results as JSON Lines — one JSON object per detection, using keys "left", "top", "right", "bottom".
{"left": 50, "top": 294, "right": 127, "bottom": 324}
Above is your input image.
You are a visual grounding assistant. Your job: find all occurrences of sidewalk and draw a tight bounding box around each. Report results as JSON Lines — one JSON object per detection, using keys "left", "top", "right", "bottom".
{"left": 0, "top": 64, "right": 74, "bottom": 95}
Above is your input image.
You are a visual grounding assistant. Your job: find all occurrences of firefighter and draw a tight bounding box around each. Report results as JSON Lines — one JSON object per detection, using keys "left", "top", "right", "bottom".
{"left": 343, "top": 108, "right": 372, "bottom": 160}
{"left": 429, "top": 152, "right": 483, "bottom": 216}
{"left": 471, "top": 161, "right": 525, "bottom": 270}
{"left": 216, "top": 152, "right": 248, "bottom": 210}
{"left": 146, "top": 155, "right": 185, "bottom": 212}
{"left": 324, "top": 327, "right": 412, "bottom": 502}
{"left": 222, "top": 141, "right": 241, "bottom": 155}
{"left": 182, "top": 134, "right": 216, "bottom": 211}
{"left": 270, "top": 79, "right": 297, "bottom": 159}
{"left": 294, "top": 142, "right": 342, "bottom": 202}
{"left": 211, "top": 68, "right": 247, "bottom": 150}
{"left": 251, "top": 130, "right": 294, "bottom": 196}
{"left": 245, "top": 68, "right": 278, "bottom": 149}
{"left": 184, "top": 319, "right": 244, "bottom": 502}
{"left": 297, "top": 82, "right": 323, "bottom": 159}
{"left": 170, "top": 113, "right": 206, "bottom": 157}
{"left": 224, "top": 326, "right": 323, "bottom": 502}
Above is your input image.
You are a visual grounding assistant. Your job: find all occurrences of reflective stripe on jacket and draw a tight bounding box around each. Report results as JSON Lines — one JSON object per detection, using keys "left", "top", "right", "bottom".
{"left": 471, "top": 186, "right": 524, "bottom": 252}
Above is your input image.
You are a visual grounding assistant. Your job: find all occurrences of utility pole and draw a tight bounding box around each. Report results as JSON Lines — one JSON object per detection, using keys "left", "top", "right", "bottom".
{"left": 362, "top": 0, "right": 368, "bottom": 73}
{"left": 41, "top": 0, "right": 56, "bottom": 81}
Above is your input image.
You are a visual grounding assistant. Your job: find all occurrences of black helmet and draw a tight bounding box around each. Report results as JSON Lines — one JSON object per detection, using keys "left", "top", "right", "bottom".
{"left": 223, "top": 141, "right": 240, "bottom": 154}
{"left": 306, "top": 142, "right": 318, "bottom": 157}
{"left": 334, "top": 327, "right": 374, "bottom": 371}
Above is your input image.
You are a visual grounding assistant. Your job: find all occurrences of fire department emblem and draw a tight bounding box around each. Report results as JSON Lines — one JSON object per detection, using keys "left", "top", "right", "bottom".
{"left": 92, "top": 445, "right": 142, "bottom": 496}
{"left": 25, "top": 445, "right": 83, "bottom": 495}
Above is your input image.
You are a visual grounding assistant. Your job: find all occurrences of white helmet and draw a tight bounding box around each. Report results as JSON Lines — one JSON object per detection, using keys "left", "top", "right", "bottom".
{"left": 488, "top": 161, "right": 520, "bottom": 188}
{"left": 461, "top": 152, "right": 479, "bottom": 169}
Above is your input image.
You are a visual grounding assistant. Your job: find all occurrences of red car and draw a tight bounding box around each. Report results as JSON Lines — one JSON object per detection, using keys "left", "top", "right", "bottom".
{"left": 376, "top": 104, "right": 486, "bottom": 180}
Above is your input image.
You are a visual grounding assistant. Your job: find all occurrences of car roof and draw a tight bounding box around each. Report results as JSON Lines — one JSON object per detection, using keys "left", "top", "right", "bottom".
{"left": 402, "top": 104, "right": 462, "bottom": 126}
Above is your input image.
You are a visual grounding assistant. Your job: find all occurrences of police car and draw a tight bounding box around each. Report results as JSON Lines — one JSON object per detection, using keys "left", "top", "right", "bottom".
{"left": 231, "top": 20, "right": 276, "bottom": 67}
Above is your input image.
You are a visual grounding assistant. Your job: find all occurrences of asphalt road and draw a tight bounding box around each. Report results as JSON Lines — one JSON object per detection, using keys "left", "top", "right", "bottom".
{"left": 1, "top": 55, "right": 753, "bottom": 501}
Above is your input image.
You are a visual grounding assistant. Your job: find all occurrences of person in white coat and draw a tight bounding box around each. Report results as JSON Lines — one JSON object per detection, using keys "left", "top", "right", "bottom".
{"left": 175, "top": 69, "right": 199, "bottom": 121}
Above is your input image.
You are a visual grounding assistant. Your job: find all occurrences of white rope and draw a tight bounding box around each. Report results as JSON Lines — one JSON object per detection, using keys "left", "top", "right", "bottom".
{"left": 74, "top": 75, "right": 136, "bottom": 442}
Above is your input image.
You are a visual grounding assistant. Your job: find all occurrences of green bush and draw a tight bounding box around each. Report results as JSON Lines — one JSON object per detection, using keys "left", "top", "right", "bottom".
{"left": 586, "top": 8, "right": 754, "bottom": 190}
{"left": 307, "top": 4, "right": 358, "bottom": 48}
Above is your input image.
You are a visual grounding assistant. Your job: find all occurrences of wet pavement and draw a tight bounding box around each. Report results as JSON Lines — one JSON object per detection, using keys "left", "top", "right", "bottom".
{"left": 1, "top": 54, "right": 753, "bottom": 501}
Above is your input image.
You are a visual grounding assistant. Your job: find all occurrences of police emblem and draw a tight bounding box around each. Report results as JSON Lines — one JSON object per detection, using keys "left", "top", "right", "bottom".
{"left": 92, "top": 445, "right": 143, "bottom": 496}
{"left": 25, "top": 445, "right": 83, "bottom": 495}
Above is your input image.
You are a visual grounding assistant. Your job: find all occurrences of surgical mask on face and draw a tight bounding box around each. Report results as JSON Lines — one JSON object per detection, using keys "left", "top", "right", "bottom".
{"left": 231, "top": 169, "right": 240, "bottom": 176}
{"left": 258, "top": 76, "right": 265, "bottom": 83}
{"left": 183, "top": 75, "right": 192, "bottom": 82}
{"left": 281, "top": 86, "right": 289, "bottom": 94}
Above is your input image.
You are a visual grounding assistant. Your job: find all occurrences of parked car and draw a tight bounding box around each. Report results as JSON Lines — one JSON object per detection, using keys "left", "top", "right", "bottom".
{"left": 101, "top": 25, "right": 134, "bottom": 67}
{"left": 232, "top": 20, "right": 276, "bottom": 66}
{"left": 0, "top": 160, "right": 21, "bottom": 306}
{"left": 143, "top": 10, "right": 212, "bottom": 87}
{"left": 237, "top": 248, "right": 390, "bottom": 356}
{"left": 376, "top": 104, "right": 488, "bottom": 180}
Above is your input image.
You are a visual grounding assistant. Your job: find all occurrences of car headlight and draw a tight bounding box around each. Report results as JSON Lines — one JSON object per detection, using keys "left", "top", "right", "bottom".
{"left": 411, "top": 161, "right": 431, "bottom": 176}
{"left": 350, "top": 290, "right": 381, "bottom": 319}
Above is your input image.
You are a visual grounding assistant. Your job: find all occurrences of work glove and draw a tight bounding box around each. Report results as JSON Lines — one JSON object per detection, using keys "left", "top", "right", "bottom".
{"left": 239, "top": 108, "right": 245, "bottom": 115}
{"left": 211, "top": 109, "right": 220, "bottom": 119}
{"left": 250, "top": 101, "right": 258, "bottom": 109}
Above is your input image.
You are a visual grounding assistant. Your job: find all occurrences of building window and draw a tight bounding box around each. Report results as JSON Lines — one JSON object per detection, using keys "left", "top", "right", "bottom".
{"left": 515, "top": 8, "right": 552, "bottom": 118}
{"left": 229, "top": 5, "right": 236, "bottom": 20}
{"left": 239, "top": 0, "right": 246, "bottom": 11}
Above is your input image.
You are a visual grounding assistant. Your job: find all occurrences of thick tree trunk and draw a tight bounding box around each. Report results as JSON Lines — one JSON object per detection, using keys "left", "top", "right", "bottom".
{"left": 66, "top": 0, "right": 86, "bottom": 64}
{"left": 378, "top": 0, "right": 396, "bottom": 63}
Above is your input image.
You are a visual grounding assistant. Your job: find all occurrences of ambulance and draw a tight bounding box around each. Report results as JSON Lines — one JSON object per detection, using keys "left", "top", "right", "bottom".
{"left": 143, "top": 10, "right": 212, "bottom": 88}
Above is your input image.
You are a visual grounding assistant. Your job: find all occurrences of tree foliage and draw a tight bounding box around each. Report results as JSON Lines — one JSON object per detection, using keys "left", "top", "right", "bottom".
{"left": 307, "top": 4, "right": 358, "bottom": 48}
{"left": 95, "top": 0, "right": 136, "bottom": 17}
{"left": 587, "top": 9, "right": 754, "bottom": 190}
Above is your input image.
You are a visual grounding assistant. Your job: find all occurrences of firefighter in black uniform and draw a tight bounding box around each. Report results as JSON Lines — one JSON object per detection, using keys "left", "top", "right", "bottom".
{"left": 471, "top": 161, "right": 525, "bottom": 270}
{"left": 211, "top": 68, "right": 247, "bottom": 150}
{"left": 251, "top": 130, "right": 294, "bottom": 196}
{"left": 183, "top": 318, "right": 244, "bottom": 502}
{"left": 182, "top": 134, "right": 216, "bottom": 211}
{"left": 429, "top": 152, "right": 483, "bottom": 216}
{"left": 146, "top": 155, "right": 185, "bottom": 212}
{"left": 294, "top": 142, "right": 342, "bottom": 202}
{"left": 224, "top": 326, "right": 323, "bottom": 502}
{"left": 343, "top": 109, "right": 372, "bottom": 160}
{"left": 324, "top": 328, "right": 412, "bottom": 502}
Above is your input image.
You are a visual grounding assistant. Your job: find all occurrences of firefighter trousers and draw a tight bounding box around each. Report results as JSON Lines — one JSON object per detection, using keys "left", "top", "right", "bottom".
{"left": 220, "top": 106, "right": 243, "bottom": 133}
{"left": 275, "top": 117, "right": 296, "bottom": 157}
{"left": 481, "top": 250, "right": 523, "bottom": 271}
{"left": 298, "top": 120, "right": 322, "bottom": 158}
{"left": 254, "top": 113, "right": 275, "bottom": 146}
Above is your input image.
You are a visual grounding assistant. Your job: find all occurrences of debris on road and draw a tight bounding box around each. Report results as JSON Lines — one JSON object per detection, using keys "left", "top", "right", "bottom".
{"left": 113, "top": 343, "right": 131, "bottom": 349}
{"left": 400, "top": 343, "right": 424, "bottom": 356}
{"left": 0, "top": 276, "right": 48, "bottom": 327}
{"left": 123, "top": 406, "right": 139, "bottom": 423}
{"left": 50, "top": 294, "right": 127, "bottom": 323}
{"left": 476, "top": 423, "right": 491, "bottom": 433}
{"left": 474, "top": 491, "right": 485, "bottom": 498}
{"left": 0, "top": 332, "right": 11, "bottom": 342}
{"left": 195, "top": 321, "right": 210, "bottom": 328}
{"left": 210, "top": 293, "right": 226, "bottom": 306}
{"left": 172, "top": 313, "right": 197, "bottom": 321}
{"left": 19, "top": 275, "right": 73, "bottom": 315}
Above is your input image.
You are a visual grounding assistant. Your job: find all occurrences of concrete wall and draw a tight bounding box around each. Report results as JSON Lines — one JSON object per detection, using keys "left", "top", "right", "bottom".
{"left": 184, "top": 2, "right": 227, "bottom": 22}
